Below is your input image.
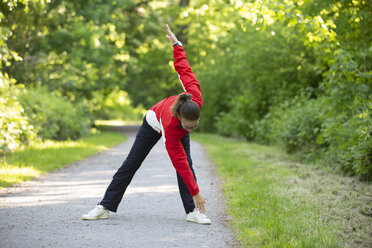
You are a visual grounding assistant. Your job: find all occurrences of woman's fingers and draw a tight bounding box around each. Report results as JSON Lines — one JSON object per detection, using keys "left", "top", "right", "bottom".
{"left": 193, "top": 193, "right": 207, "bottom": 214}
{"left": 165, "top": 24, "right": 173, "bottom": 37}
{"left": 197, "top": 196, "right": 206, "bottom": 214}
{"left": 165, "top": 24, "right": 178, "bottom": 44}
{"left": 165, "top": 24, "right": 173, "bottom": 35}
{"left": 198, "top": 202, "right": 206, "bottom": 214}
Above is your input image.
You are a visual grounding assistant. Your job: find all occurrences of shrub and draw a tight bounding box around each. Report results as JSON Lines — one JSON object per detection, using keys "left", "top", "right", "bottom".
{"left": 92, "top": 89, "right": 146, "bottom": 121}
{"left": 319, "top": 96, "right": 372, "bottom": 180}
{"left": 253, "top": 95, "right": 327, "bottom": 156}
{"left": 278, "top": 97, "right": 326, "bottom": 154}
{"left": 0, "top": 73, "right": 34, "bottom": 152}
{"left": 17, "top": 86, "right": 91, "bottom": 140}
{"left": 317, "top": 49, "right": 372, "bottom": 180}
{"left": 215, "top": 97, "right": 251, "bottom": 139}
{"left": 250, "top": 112, "right": 278, "bottom": 145}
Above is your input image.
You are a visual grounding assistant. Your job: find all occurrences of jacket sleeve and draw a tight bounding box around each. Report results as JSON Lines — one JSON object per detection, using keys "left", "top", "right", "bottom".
{"left": 164, "top": 129, "right": 200, "bottom": 196}
{"left": 173, "top": 46, "right": 203, "bottom": 108}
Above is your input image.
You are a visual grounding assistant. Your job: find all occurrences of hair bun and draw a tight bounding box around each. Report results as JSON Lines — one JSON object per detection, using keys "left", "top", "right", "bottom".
{"left": 179, "top": 94, "right": 192, "bottom": 103}
{"left": 171, "top": 93, "right": 199, "bottom": 120}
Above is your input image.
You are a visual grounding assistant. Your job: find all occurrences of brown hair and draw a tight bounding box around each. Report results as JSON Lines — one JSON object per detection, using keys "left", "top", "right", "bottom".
{"left": 171, "top": 93, "right": 200, "bottom": 121}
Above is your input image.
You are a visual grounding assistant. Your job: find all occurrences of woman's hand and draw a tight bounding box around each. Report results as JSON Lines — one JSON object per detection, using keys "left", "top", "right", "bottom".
{"left": 165, "top": 24, "right": 179, "bottom": 45}
{"left": 192, "top": 193, "right": 206, "bottom": 214}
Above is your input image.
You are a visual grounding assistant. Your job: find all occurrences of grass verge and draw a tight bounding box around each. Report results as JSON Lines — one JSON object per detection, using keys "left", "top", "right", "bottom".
{"left": 0, "top": 131, "right": 126, "bottom": 189}
{"left": 193, "top": 133, "right": 372, "bottom": 248}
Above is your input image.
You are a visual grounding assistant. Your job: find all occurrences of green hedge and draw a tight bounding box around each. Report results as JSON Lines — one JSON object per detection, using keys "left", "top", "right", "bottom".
{"left": 17, "top": 87, "right": 91, "bottom": 141}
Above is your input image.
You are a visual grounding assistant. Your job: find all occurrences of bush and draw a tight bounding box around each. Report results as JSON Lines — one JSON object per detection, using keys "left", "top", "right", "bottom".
{"left": 252, "top": 95, "right": 327, "bottom": 156}
{"left": 0, "top": 73, "right": 34, "bottom": 152}
{"left": 92, "top": 89, "right": 146, "bottom": 121}
{"left": 278, "top": 97, "right": 326, "bottom": 154}
{"left": 319, "top": 96, "right": 372, "bottom": 180}
{"left": 250, "top": 112, "right": 278, "bottom": 145}
{"left": 317, "top": 49, "right": 372, "bottom": 180}
{"left": 215, "top": 97, "right": 250, "bottom": 139}
{"left": 17, "top": 86, "right": 91, "bottom": 140}
{"left": 318, "top": 97, "right": 372, "bottom": 181}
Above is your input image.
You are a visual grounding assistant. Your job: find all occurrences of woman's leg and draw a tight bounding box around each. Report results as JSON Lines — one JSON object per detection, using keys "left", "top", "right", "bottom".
{"left": 177, "top": 133, "right": 197, "bottom": 214}
{"left": 100, "top": 117, "right": 161, "bottom": 212}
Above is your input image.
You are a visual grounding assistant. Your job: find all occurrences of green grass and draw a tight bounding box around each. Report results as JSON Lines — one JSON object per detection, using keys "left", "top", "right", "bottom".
{"left": 0, "top": 131, "right": 126, "bottom": 189}
{"left": 192, "top": 133, "right": 342, "bottom": 248}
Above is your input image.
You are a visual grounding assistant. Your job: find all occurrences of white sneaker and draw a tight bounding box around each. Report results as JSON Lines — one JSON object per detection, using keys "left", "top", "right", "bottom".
{"left": 186, "top": 209, "right": 211, "bottom": 225}
{"left": 82, "top": 205, "right": 109, "bottom": 220}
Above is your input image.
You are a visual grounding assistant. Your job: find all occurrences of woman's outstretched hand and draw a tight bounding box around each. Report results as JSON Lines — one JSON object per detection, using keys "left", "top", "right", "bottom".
{"left": 165, "top": 24, "right": 179, "bottom": 45}
{"left": 192, "top": 193, "right": 206, "bottom": 214}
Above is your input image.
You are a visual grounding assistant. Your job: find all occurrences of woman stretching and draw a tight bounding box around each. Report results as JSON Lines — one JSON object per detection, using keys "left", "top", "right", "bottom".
{"left": 82, "top": 24, "right": 211, "bottom": 224}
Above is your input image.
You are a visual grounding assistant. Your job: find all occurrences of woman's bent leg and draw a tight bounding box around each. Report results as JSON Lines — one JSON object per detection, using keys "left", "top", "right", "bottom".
{"left": 177, "top": 133, "right": 197, "bottom": 214}
{"left": 100, "top": 118, "right": 161, "bottom": 212}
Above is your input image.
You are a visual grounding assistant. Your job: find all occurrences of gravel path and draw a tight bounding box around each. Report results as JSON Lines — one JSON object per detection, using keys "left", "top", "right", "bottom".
{"left": 0, "top": 126, "right": 237, "bottom": 248}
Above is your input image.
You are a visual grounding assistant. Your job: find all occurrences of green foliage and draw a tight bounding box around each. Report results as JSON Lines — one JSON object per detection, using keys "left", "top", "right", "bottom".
{"left": 318, "top": 49, "right": 372, "bottom": 180}
{"left": 0, "top": 73, "right": 34, "bottom": 152}
{"left": 0, "top": 1, "right": 40, "bottom": 153}
{"left": 3, "top": 0, "right": 130, "bottom": 100}
{"left": 206, "top": 25, "right": 319, "bottom": 136}
{"left": 255, "top": 95, "right": 326, "bottom": 156}
{"left": 321, "top": 97, "right": 371, "bottom": 180}
{"left": 125, "top": 3, "right": 183, "bottom": 108}
{"left": 0, "top": 0, "right": 150, "bottom": 147}
{"left": 92, "top": 89, "right": 146, "bottom": 121}
{"left": 17, "top": 87, "right": 91, "bottom": 140}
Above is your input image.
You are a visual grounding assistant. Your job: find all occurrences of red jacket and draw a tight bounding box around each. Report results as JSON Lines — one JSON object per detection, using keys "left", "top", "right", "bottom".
{"left": 146, "top": 45, "right": 202, "bottom": 196}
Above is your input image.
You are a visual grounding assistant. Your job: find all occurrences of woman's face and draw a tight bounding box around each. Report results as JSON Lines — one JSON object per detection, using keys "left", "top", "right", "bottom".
{"left": 180, "top": 118, "right": 200, "bottom": 132}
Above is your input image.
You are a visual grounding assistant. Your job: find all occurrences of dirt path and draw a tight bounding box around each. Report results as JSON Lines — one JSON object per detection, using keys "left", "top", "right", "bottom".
{"left": 0, "top": 126, "right": 237, "bottom": 248}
